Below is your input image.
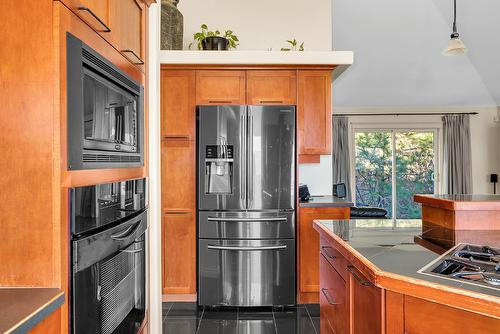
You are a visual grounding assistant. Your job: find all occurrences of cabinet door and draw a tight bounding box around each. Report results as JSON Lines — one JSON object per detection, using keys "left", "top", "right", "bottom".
{"left": 62, "top": 0, "right": 112, "bottom": 33}
{"left": 196, "top": 70, "right": 246, "bottom": 105}
{"left": 298, "top": 207, "right": 350, "bottom": 303}
{"left": 320, "top": 255, "right": 347, "bottom": 334}
{"left": 161, "top": 70, "right": 196, "bottom": 140}
{"left": 162, "top": 212, "right": 196, "bottom": 294}
{"left": 297, "top": 70, "right": 332, "bottom": 157}
{"left": 162, "top": 140, "right": 195, "bottom": 211}
{"left": 109, "top": 0, "right": 146, "bottom": 67}
{"left": 348, "top": 265, "right": 382, "bottom": 334}
{"left": 246, "top": 70, "right": 297, "bottom": 105}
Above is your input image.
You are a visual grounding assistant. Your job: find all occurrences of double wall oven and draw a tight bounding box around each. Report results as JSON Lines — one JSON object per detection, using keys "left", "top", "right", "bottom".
{"left": 70, "top": 178, "right": 147, "bottom": 334}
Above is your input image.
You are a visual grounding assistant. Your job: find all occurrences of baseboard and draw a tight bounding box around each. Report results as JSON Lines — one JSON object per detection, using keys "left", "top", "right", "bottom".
{"left": 162, "top": 294, "right": 197, "bottom": 302}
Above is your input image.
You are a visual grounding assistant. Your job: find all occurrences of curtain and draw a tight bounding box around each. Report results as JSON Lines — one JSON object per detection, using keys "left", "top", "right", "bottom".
{"left": 442, "top": 114, "right": 473, "bottom": 194}
{"left": 332, "top": 116, "right": 352, "bottom": 200}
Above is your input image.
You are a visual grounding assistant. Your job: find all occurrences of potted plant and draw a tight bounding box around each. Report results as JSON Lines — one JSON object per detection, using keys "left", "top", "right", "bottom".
{"left": 281, "top": 39, "right": 305, "bottom": 51}
{"left": 191, "top": 24, "right": 239, "bottom": 50}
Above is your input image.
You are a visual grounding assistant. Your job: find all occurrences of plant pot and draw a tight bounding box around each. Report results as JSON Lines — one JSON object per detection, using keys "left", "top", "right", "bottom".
{"left": 202, "top": 36, "right": 229, "bottom": 51}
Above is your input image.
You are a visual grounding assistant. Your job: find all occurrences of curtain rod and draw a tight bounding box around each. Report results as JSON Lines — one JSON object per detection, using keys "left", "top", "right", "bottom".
{"left": 334, "top": 112, "right": 478, "bottom": 117}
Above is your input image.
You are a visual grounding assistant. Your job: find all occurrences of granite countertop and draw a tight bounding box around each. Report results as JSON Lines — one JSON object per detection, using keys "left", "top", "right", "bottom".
{"left": 314, "top": 219, "right": 500, "bottom": 299}
{"left": 0, "top": 288, "right": 64, "bottom": 334}
{"left": 299, "top": 195, "right": 353, "bottom": 208}
{"left": 414, "top": 194, "right": 500, "bottom": 210}
{"left": 416, "top": 194, "right": 500, "bottom": 202}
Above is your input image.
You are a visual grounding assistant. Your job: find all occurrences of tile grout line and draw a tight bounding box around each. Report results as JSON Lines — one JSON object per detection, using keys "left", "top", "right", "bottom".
{"left": 271, "top": 307, "right": 279, "bottom": 334}
{"left": 195, "top": 306, "right": 205, "bottom": 334}
{"left": 304, "top": 305, "right": 319, "bottom": 334}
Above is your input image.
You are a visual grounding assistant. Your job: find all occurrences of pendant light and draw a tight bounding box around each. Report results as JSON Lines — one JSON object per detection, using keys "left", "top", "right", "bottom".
{"left": 443, "top": 0, "right": 467, "bottom": 56}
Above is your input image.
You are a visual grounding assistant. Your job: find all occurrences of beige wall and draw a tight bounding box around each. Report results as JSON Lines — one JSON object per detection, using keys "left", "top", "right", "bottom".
{"left": 178, "top": 0, "right": 332, "bottom": 51}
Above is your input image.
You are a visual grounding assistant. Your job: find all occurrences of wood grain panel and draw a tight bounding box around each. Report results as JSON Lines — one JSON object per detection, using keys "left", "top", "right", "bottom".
{"left": 385, "top": 290, "right": 404, "bottom": 334}
{"left": 162, "top": 212, "right": 196, "bottom": 295}
{"left": 297, "top": 70, "right": 332, "bottom": 156}
{"left": 246, "top": 70, "right": 297, "bottom": 105}
{"left": 161, "top": 140, "right": 196, "bottom": 211}
{"left": 161, "top": 70, "right": 196, "bottom": 140}
{"left": 298, "top": 207, "right": 350, "bottom": 303}
{"left": 404, "top": 296, "right": 499, "bottom": 333}
{"left": 196, "top": 70, "right": 246, "bottom": 105}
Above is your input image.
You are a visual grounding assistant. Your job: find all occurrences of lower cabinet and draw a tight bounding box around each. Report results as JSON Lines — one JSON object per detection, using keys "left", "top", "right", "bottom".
{"left": 298, "top": 206, "right": 350, "bottom": 303}
{"left": 320, "top": 254, "right": 347, "bottom": 334}
{"left": 162, "top": 212, "right": 196, "bottom": 295}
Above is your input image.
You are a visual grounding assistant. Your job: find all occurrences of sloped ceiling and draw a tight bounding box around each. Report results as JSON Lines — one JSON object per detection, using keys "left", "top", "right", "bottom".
{"left": 332, "top": 0, "right": 500, "bottom": 107}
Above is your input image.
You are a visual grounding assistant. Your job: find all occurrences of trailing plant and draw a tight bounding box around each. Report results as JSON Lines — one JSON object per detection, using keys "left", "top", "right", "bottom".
{"left": 190, "top": 24, "right": 239, "bottom": 50}
{"left": 281, "top": 39, "right": 305, "bottom": 51}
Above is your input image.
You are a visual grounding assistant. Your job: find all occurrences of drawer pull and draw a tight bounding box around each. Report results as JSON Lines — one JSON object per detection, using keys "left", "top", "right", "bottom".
{"left": 209, "top": 100, "right": 233, "bottom": 104}
{"left": 207, "top": 217, "right": 286, "bottom": 222}
{"left": 321, "top": 288, "right": 340, "bottom": 305}
{"left": 121, "top": 49, "right": 145, "bottom": 65}
{"left": 321, "top": 246, "right": 336, "bottom": 259}
{"left": 163, "top": 135, "right": 191, "bottom": 140}
{"left": 347, "top": 265, "right": 374, "bottom": 286}
{"left": 77, "top": 7, "right": 111, "bottom": 32}
{"left": 259, "top": 100, "right": 283, "bottom": 104}
{"left": 208, "top": 245, "right": 287, "bottom": 251}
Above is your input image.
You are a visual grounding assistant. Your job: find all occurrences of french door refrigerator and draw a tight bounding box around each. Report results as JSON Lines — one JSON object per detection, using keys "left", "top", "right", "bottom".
{"left": 197, "top": 105, "right": 296, "bottom": 307}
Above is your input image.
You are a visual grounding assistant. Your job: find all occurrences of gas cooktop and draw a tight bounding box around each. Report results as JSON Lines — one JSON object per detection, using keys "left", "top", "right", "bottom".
{"left": 419, "top": 243, "right": 500, "bottom": 290}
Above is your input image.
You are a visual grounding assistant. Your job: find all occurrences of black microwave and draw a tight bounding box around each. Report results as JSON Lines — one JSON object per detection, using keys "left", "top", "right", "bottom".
{"left": 67, "top": 33, "right": 144, "bottom": 170}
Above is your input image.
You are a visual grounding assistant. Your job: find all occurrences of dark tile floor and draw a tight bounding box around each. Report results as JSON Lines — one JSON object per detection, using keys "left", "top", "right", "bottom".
{"left": 162, "top": 302, "right": 320, "bottom": 334}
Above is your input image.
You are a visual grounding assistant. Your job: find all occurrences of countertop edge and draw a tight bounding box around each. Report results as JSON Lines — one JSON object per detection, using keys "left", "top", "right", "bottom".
{"left": 6, "top": 290, "right": 64, "bottom": 334}
{"left": 299, "top": 196, "right": 354, "bottom": 208}
{"left": 312, "top": 220, "right": 500, "bottom": 318}
{"left": 414, "top": 194, "right": 500, "bottom": 211}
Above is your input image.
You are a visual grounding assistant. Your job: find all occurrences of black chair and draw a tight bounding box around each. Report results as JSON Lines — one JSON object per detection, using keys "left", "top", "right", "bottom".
{"left": 350, "top": 206, "right": 388, "bottom": 219}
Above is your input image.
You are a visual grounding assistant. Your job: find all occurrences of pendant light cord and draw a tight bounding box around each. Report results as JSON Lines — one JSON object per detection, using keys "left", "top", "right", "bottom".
{"left": 453, "top": 0, "right": 457, "bottom": 33}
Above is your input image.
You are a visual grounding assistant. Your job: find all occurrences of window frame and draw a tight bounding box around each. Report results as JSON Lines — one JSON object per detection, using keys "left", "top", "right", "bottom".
{"left": 349, "top": 118, "right": 442, "bottom": 218}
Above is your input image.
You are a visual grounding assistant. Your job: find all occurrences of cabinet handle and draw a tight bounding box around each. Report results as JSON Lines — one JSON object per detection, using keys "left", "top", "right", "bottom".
{"left": 259, "top": 100, "right": 283, "bottom": 104}
{"left": 208, "top": 100, "right": 233, "bottom": 104}
{"left": 321, "top": 288, "right": 340, "bottom": 305}
{"left": 163, "top": 135, "right": 190, "bottom": 140}
{"left": 347, "top": 265, "right": 374, "bottom": 286}
{"left": 77, "top": 7, "right": 111, "bottom": 32}
{"left": 121, "top": 49, "right": 145, "bottom": 65}
{"left": 321, "top": 246, "right": 336, "bottom": 259}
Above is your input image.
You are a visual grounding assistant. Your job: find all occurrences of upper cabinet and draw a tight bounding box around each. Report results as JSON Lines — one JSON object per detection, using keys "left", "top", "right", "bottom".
{"left": 109, "top": 0, "right": 146, "bottom": 66}
{"left": 297, "top": 70, "right": 332, "bottom": 159}
{"left": 196, "top": 70, "right": 246, "bottom": 105}
{"left": 60, "top": 0, "right": 148, "bottom": 70}
{"left": 247, "top": 70, "right": 297, "bottom": 105}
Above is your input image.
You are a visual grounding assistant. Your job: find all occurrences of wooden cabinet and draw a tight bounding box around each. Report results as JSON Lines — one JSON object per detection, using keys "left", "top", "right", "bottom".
{"left": 161, "top": 140, "right": 195, "bottom": 212}
{"left": 298, "top": 206, "right": 350, "bottom": 303}
{"left": 161, "top": 70, "right": 196, "bottom": 140}
{"left": 60, "top": 0, "right": 149, "bottom": 69}
{"left": 195, "top": 70, "right": 246, "bottom": 105}
{"left": 109, "top": 0, "right": 146, "bottom": 66}
{"left": 348, "top": 265, "right": 383, "bottom": 334}
{"left": 162, "top": 212, "right": 196, "bottom": 295}
{"left": 297, "top": 70, "right": 332, "bottom": 162}
{"left": 246, "top": 70, "right": 297, "bottom": 105}
{"left": 320, "top": 254, "right": 347, "bottom": 334}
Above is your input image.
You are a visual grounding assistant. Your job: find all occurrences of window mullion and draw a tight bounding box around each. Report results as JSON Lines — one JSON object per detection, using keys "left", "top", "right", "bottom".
{"left": 392, "top": 130, "right": 397, "bottom": 223}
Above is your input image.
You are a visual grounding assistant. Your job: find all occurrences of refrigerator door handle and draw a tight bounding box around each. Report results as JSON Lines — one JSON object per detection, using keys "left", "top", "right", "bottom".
{"left": 207, "top": 217, "right": 287, "bottom": 222}
{"left": 207, "top": 245, "right": 287, "bottom": 251}
{"left": 248, "top": 112, "right": 254, "bottom": 209}
{"left": 239, "top": 112, "right": 246, "bottom": 207}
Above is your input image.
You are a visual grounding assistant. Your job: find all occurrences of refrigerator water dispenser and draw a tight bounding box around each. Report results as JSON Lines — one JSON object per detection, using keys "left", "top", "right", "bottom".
{"left": 205, "top": 144, "right": 233, "bottom": 194}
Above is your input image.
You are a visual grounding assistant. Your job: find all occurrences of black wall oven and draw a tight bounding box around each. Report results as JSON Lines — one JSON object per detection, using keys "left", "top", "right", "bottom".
{"left": 70, "top": 178, "right": 147, "bottom": 334}
{"left": 67, "top": 33, "right": 144, "bottom": 170}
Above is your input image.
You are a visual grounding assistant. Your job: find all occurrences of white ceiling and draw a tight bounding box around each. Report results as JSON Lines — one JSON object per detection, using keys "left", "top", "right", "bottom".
{"left": 332, "top": 0, "right": 500, "bottom": 107}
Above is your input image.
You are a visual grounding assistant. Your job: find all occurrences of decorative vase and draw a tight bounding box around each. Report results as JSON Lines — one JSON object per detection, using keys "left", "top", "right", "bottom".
{"left": 202, "top": 37, "right": 229, "bottom": 51}
{"left": 161, "top": 0, "right": 183, "bottom": 50}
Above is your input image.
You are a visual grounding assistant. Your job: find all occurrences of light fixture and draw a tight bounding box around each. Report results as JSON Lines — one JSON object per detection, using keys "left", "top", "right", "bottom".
{"left": 443, "top": 0, "right": 468, "bottom": 56}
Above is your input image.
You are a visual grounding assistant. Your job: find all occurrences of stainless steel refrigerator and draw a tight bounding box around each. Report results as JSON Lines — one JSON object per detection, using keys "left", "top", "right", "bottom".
{"left": 197, "top": 105, "right": 296, "bottom": 307}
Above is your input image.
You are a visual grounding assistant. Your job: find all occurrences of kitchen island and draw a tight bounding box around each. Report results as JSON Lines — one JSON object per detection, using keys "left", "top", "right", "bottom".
{"left": 313, "top": 219, "right": 499, "bottom": 334}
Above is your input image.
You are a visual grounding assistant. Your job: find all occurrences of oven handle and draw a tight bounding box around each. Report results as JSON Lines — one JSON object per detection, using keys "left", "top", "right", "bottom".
{"left": 110, "top": 221, "right": 142, "bottom": 240}
{"left": 207, "top": 245, "right": 287, "bottom": 251}
{"left": 207, "top": 217, "right": 287, "bottom": 222}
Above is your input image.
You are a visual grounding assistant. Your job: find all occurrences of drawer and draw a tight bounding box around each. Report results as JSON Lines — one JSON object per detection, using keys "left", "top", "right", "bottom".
{"left": 320, "top": 238, "right": 348, "bottom": 281}
{"left": 320, "top": 254, "right": 347, "bottom": 334}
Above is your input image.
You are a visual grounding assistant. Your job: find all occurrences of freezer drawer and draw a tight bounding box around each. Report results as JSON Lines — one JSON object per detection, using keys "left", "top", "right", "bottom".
{"left": 198, "top": 211, "right": 295, "bottom": 239}
{"left": 198, "top": 239, "right": 296, "bottom": 307}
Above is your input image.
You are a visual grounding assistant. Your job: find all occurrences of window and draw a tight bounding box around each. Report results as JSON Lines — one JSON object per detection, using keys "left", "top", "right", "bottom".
{"left": 354, "top": 130, "right": 437, "bottom": 219}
